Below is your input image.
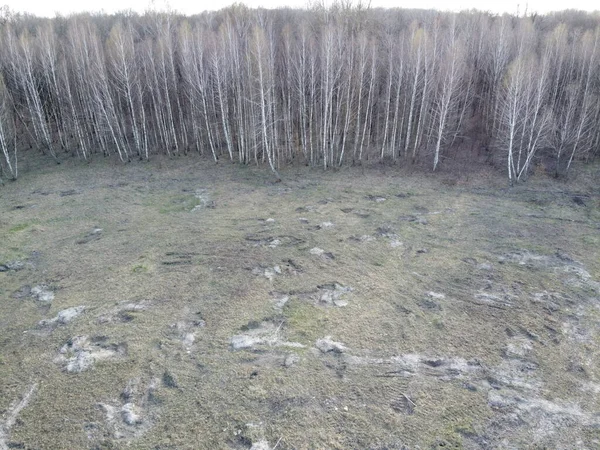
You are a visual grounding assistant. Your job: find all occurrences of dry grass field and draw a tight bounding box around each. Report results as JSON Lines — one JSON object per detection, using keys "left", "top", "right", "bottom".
{"left": 1, "top": 156, "right": 599, "bottom": 449}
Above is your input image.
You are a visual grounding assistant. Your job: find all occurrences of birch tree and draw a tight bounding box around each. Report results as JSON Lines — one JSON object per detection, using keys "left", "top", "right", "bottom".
{"left": 5, "top": 27, "right": 57, "bottom": 160}
{"left": 106, "top": 21, "right": 146, "bottom": 158}
{"left": 431, "top": 18, "right": 465, "bottom": 170}
{"left": 565, "top": 27, "right": 599, "bottom": 172}
{"left": 0, "top": 73, "right": 17, "bottom": 180}
{"left": 249, "top": 22, "right": 280, "bottom": 178}
{"left": 0, "top": 7, "right": 598, "bottom": 177}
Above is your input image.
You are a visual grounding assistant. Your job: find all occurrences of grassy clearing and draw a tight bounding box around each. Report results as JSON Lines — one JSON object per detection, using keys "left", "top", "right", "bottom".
{"left": 0, "top": 156, "right": 599, "bottom": 449}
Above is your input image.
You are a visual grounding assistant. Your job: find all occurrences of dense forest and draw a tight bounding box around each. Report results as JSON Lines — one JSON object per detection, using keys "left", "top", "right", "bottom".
{"left": 0, "top": 4, "right": 599, "bottom": 182}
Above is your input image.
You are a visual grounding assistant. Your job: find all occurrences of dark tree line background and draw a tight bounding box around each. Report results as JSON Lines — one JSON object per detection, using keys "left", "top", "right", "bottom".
{"left": 0, "top": 4, "right": 599, "bottom": 182}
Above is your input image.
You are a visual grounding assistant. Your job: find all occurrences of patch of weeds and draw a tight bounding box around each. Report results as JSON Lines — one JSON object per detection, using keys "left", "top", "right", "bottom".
{"left": 581, "top": 234, "right": 599, "bottom": 247}
{"left": 0, "top": 250, "right": 25, "bottom": 266}
{"left": 93, "top": 440, "right": 117, "bottom": 449}
{"left": 285, "top": 301, "right": 327, "bottom": 343}
{"left": 132, "top": 264, "right": 148, "bottom": 274}
{"left": 454, "top": 423, "right": 478, "bottom": 438}
{"left": 525, "top": 195, "right": 549, "bottom": 207}
{"left": 45, "top": 216, "right": 72, "bottom": 224}
{"left": 162, "top": 370, "right": 178, "bottom": 388}
{"left": 9, "top": 223, "right": 29, "bottom": 233}
{"left": 118, "top": 311, "right": 136, "bottom": 322}
{"left": 433, "top": 438, "right": 461, "bottom": 449}
{"left": 514, "top": 242, "right": 552, "bottom": 256}
{"left": 147, "top": 390, "right": 163, "bottom": 406}
{"left": 432, "top": 318, "right": 445, "bottom": 330}
{"left": 159, "top": 194, "right": 201, "bottom": 214}
{"left": 240, "top": 320, "right": 262, "bottom": 332}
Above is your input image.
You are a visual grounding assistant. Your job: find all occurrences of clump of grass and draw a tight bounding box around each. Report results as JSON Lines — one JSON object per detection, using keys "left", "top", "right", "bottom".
{"left": 432, "top": 318, "right": 445, "bottom": 330}
{"left": 285, "top": 302, "right": 327, "bottom": 343}
{"left": 131, "top": 264, "right": 148, "bottom": 273}
{"left": 9, "top": 223, "right": 29, "bottom": 233}
{"left": 162, "top": 370, "right": 178, "bottom": 388}
{"left": 158, "top": 194, "right": 201, "bottom": 214}
{"left": 581, "top": 234, "right": 599, "bottom": 247}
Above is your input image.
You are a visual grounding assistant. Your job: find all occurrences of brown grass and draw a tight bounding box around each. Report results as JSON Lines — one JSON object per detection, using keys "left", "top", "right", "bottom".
{"left": 0, "top": 156, "right": 599, "bottom": 449}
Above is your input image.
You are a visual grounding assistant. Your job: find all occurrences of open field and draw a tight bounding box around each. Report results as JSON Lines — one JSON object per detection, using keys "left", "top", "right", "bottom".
{"left": 1, "top": 157, "right": 599, "bottom": 449}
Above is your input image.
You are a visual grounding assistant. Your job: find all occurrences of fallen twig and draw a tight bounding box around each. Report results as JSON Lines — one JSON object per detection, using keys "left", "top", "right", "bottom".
{"left": 0, "top": 384, "right": 37, "bottom": 450}
{"left": 402, "top": 393, "right": 417, "bottom": 408}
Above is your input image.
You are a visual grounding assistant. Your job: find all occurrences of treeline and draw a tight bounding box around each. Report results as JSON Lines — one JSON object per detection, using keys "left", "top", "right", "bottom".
{"left": 0, "top": 5, "right": 599, "bottom": 182}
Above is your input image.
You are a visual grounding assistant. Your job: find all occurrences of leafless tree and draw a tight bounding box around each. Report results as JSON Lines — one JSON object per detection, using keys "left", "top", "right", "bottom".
{"left": 0, "top": 72, "right": 17, "bottom": 179}
{"left": 0, "top": 6, "right": 597, "bottom": 181}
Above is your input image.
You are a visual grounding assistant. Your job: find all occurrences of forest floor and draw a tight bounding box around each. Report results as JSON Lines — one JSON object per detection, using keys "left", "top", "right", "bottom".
{"left": 1, "top": 155, "right": 599, "bottom": 449}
